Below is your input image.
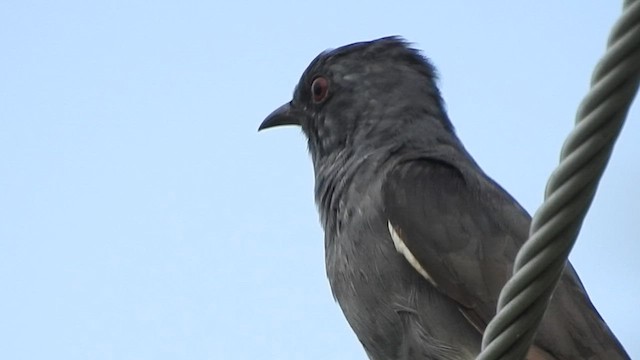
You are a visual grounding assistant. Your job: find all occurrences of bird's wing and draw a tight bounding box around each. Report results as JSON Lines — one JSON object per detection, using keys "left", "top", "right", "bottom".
{"left": 382, "top": 157, "right": 530, "bottom": 330}
{"left": 382, "top": 157, "right": 630, "bottom": 358}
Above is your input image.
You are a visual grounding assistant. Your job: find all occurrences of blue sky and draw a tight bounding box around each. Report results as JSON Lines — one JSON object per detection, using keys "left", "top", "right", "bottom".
{"left": 1, "top": 1, "right": 638, "bottom": 359}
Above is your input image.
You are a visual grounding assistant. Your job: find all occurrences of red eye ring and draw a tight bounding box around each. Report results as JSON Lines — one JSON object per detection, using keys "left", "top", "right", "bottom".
{"left": 311, "top": 76, "right": 329, "bottom": 103}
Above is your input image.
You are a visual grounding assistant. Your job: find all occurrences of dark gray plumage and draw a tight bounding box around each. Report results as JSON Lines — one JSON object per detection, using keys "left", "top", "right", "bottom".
{"left": 259, "top": 37, "right": 629, "bottom": 360}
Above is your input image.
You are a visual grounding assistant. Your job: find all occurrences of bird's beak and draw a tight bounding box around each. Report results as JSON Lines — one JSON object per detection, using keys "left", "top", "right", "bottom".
{"left": 258, "top": 102, "right": 301, "bottom": 131}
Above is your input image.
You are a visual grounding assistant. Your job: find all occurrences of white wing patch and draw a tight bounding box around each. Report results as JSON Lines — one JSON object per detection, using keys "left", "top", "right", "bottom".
{"left": 387, "top": 221, "right": 436, "bottom": 286}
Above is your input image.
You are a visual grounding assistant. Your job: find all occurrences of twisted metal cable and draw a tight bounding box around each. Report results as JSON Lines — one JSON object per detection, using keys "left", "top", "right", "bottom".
{"left": 477, "top": 1, "right": 640, "bottom": 359}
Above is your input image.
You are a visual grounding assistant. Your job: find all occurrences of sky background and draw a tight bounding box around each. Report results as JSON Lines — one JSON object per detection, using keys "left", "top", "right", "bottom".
{"left": 1, "top": 1, "right": 638, "bottom": 359}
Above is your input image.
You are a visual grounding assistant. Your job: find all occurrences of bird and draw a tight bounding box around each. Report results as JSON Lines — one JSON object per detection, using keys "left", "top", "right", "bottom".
{"left": 258, "top": 36, "right": 629, "bottom": 360}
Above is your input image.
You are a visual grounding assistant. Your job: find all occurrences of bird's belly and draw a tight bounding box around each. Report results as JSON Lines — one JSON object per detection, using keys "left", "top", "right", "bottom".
{"left": 325, "top": 227, "right": 480, "bottom": 360}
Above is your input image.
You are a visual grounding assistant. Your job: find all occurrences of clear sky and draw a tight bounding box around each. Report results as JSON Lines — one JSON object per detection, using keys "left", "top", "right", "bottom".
{"left": 1, "top": 1, "right": 638, "bottom": 359}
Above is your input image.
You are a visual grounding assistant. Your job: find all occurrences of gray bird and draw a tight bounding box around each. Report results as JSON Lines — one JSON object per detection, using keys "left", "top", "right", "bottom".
{"left": 258, "top": 37, "right": 629, "bottom": 360}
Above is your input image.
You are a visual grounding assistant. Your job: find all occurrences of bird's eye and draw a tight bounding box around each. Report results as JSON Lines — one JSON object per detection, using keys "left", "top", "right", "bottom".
{"left": 311, "top": 76, "right": 329, "bottom": 103}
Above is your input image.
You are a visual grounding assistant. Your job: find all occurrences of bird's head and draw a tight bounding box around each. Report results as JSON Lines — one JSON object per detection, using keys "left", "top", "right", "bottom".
{"left": 259, "top": 36, "right": 453, "bottom": 162}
